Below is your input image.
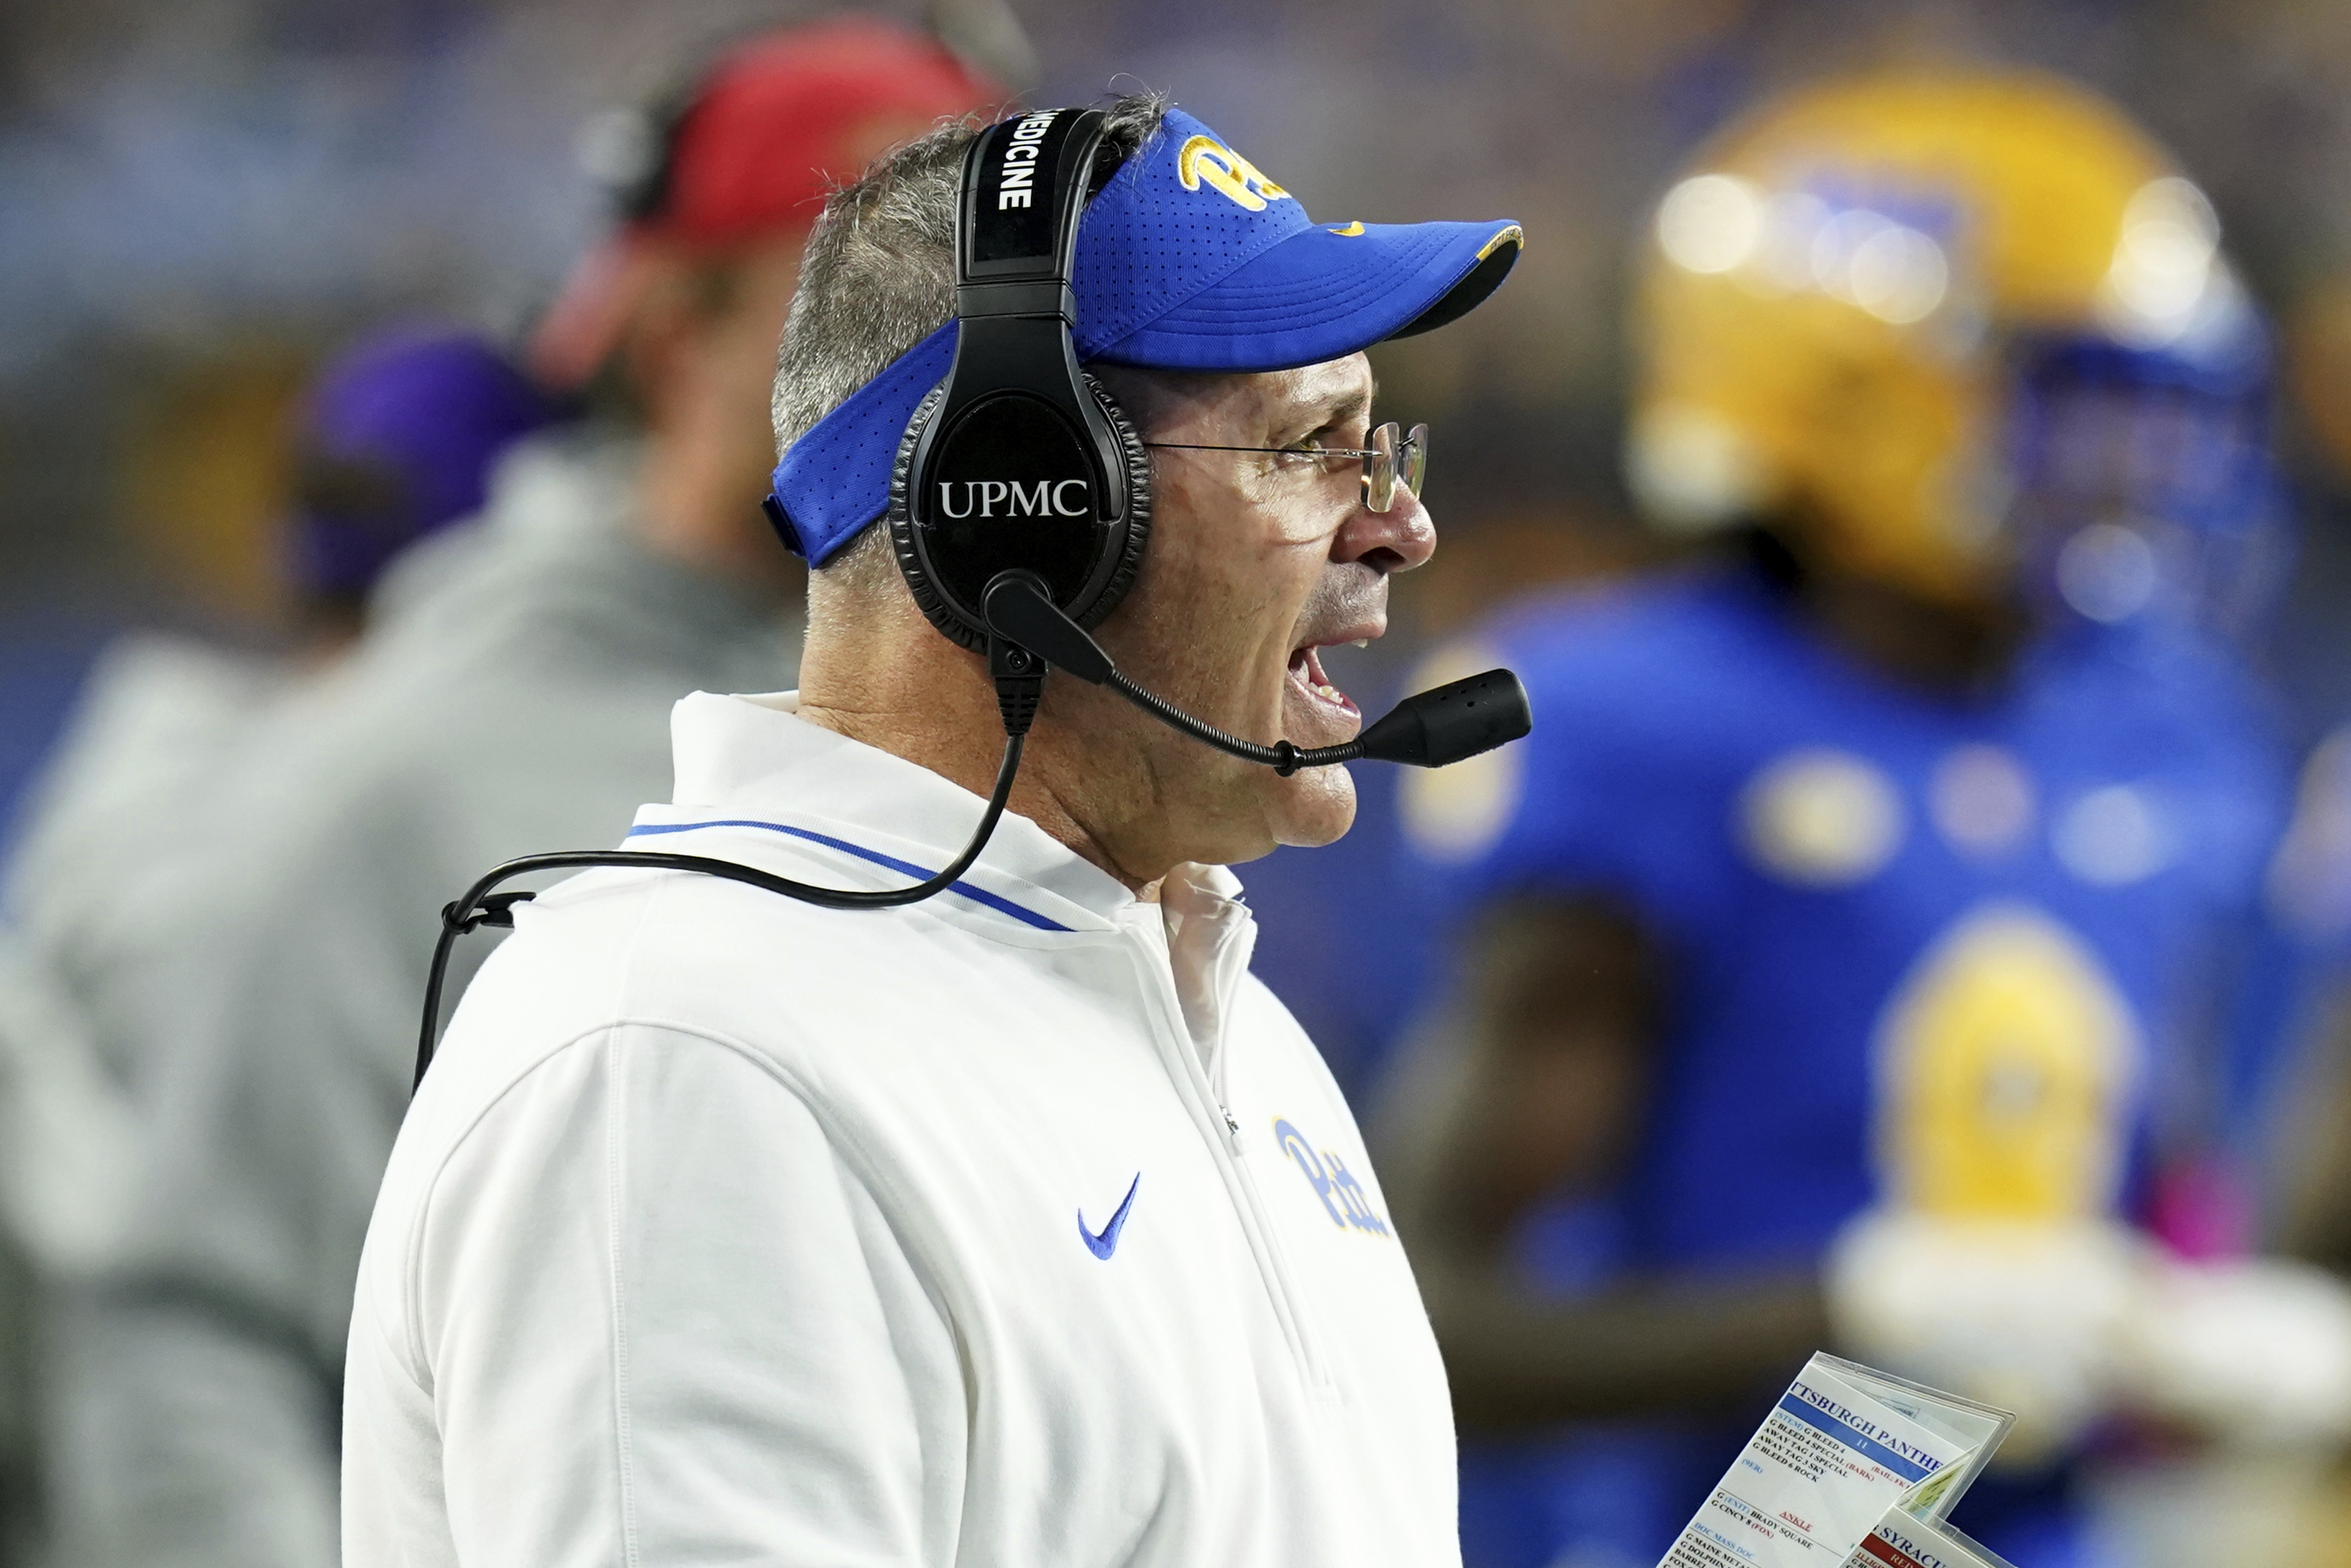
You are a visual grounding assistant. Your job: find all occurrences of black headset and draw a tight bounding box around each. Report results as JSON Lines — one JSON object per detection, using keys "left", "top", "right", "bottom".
{"left": 416, "top": 107, "right": 1530, "bottom": 1092}
{"left": 890, "top": 108, "right": 1151, "bottom": 653}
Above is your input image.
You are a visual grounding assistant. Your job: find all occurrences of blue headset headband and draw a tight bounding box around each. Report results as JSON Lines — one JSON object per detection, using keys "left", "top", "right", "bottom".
{"left": 769, "top": 105, "right": 1523, "bottom": 566}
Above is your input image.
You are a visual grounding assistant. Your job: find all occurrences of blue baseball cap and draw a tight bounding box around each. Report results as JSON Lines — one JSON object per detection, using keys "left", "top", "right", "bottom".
{"left": 771, "top": 106, "right": 1522, "bottom": 564}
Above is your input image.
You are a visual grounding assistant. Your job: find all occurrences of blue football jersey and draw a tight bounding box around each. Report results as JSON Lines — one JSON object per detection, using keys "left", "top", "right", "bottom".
{"left": 1398, "top": 566, "right": 2290, "bottom": 1567}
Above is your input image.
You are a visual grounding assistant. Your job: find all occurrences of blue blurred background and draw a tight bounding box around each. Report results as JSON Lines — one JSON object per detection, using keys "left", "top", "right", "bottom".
{"left": 17, "top": 3, "right": 2351, "bottom": 1566}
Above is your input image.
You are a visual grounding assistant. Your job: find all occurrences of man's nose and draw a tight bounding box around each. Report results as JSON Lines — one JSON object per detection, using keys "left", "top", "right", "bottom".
{"left": 1332, "top": 482, "right": 1436, "bottom": 575}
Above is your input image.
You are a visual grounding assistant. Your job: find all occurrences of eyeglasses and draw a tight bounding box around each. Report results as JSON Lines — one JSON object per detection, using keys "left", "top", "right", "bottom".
{"left": 1145, "top": 421, "right": 1429, "bottom": 513}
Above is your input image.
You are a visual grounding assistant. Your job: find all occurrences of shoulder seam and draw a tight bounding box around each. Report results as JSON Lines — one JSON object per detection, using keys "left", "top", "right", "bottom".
{"left": 608, "top": 871, "right": 668, "bottom": 1568}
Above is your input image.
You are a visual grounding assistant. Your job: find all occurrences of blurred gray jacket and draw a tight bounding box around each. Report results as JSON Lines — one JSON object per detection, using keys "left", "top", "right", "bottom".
{"left": 0, "top": 635, "right": 295, "bottom": 1270}
{"left": 0, "top": 634, "right": 291, "bottom": 1568}
{"left": 50, "top": 430, "right": 798, "bottom": 1568}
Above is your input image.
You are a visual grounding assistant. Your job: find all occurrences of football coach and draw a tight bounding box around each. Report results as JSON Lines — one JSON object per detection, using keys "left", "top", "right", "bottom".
{"left": 344, "top": 93, "right": 1520, "bottom": 1566}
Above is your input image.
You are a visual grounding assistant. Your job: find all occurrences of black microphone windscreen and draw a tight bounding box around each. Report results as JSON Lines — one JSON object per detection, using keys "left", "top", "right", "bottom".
{"left": 1355, "top": 669, "right": 1531, "bottom": 768}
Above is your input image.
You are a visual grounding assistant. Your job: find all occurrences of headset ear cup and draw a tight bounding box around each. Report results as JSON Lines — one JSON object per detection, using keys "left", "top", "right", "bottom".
{"left": 1071, "top": 370, "right": 1154, "bottom": 631}
{"left": 890, "top": 375, "right": 1153, "bottom": 650}
{"left": 888, "top": 383, "right": 988, "bottom": 651}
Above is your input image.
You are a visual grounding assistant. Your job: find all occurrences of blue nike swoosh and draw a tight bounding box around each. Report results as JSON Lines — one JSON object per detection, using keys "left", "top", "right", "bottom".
{"left": 1078, "top": 1173, "right": 1142, "bottom": 1260}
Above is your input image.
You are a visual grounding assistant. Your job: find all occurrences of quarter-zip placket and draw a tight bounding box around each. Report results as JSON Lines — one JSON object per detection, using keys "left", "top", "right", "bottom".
{"left": 1122, "top": 902, "right": 1336, "bottom": 1398}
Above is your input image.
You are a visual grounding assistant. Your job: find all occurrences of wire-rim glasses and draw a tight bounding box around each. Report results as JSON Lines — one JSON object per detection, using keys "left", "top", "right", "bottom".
{"left": 1145, "top": 421, "right": 1429, "bottom": 513}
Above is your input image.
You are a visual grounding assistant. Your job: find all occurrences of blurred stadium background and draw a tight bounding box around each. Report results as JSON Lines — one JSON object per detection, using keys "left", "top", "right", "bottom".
{"left": 19, "top": 0, "right": 2351, "bottom": 1081}
{"left": 17, "top": 1, "right": 2351, "bottom": 1564}
{"left": 12, "top": 0, "right": 2350, "bottom": 725}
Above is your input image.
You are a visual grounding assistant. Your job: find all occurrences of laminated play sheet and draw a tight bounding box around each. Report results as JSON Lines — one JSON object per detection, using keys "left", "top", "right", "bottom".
{"left": 1656, "top": 1354, "right": 2013, "bottom": 1567}
{"left": 1838, "top": 1503, "right": 2017, "bottom": 1568}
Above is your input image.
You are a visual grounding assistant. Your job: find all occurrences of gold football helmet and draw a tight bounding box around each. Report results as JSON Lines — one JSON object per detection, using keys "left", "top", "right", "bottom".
{"left": 1628, "top": 70, "right": 2253, "bottom": 608}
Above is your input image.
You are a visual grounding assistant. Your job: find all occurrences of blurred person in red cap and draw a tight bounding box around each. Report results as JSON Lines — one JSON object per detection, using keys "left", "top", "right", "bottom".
{"left": 45, "top": 23, "right": 999, "bottom": 1568}
{"left": 528, "top": 12, "right": 1009, "bottom": 545}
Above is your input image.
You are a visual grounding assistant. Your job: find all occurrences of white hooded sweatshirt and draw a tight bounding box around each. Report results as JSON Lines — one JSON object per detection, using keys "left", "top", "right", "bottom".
{"left": 343, "top": 689, "right": 1459, "bottom": 1567}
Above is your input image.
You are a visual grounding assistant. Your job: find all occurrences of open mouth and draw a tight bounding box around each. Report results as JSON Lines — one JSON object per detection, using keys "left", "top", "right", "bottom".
{"left": 1286, "top": 641, "right": 1361, "bottom": 718}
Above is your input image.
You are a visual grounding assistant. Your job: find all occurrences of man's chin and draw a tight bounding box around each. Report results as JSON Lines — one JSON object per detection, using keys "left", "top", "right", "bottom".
{"left": 1268, "top": 764, "right": 1358, "bottom": 851}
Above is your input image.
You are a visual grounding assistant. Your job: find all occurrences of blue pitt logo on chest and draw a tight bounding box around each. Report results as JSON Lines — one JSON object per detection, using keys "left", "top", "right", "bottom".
{"left": 1273, "top": 1119, "right": 1390, "bottom": 1237}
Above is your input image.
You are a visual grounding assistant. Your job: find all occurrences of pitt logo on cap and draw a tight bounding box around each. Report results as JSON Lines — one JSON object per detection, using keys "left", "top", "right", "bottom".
{"left": 1177, "top": 135, "right": 1291, "bottom": 213}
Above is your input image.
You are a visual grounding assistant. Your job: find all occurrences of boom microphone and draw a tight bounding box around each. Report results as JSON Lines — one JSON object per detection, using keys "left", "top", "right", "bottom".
{"left": 980, "top": 571, "right": 1531, "bottom": 775}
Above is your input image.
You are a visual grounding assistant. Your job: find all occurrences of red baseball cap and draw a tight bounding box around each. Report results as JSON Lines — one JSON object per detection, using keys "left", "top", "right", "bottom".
{"left": 531, "top": 17, "right": 1004, "bottom": 388}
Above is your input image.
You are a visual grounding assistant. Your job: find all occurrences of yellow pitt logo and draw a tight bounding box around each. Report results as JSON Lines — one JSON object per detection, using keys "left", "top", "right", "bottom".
{"left": 1177, "top": 134, "right": 1291, "bottom": 212}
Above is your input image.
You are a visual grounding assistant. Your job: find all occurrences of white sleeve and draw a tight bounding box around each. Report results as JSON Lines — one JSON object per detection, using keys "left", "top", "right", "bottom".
{"left": 345, "top": 1024, "right": 966, "bottom": 1567}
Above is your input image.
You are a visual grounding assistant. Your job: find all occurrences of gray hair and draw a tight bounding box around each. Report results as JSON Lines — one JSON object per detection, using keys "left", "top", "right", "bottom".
{"left": 771, "top": 91, "right": 1170, "bottom": 584}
